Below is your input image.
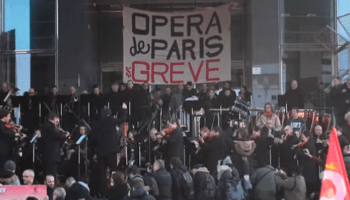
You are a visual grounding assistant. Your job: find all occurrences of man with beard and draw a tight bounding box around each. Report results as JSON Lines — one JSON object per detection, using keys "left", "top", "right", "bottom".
{"left": 219, "top": 89, "right": 236, "bottom": 130}
{"left": 41, "top": 112, "right": 69, "bottom": 178}
{"left": 285, "top": 80, "right": 304, "bottom": 111}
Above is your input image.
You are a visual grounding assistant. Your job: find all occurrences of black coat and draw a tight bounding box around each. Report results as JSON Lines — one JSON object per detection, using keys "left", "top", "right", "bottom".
{"left": 41, "top": 122, "right": 67, "bottom": 162}
{"left": 66, "top": 182, "right": 93, "bottom": 200}
{"left": 193, "top": 168, "right": 216, "bottom": 200}
{"left": 200, "top": 135, "right": 227, "bottom": 173}
{"left": 329, "top": 85, "right": 343, "bottom": 111}
{"left": 280, "top": 134, "right": 299, "bottom": 176}
{"left": 164, "top": 127, "right": 184, "bottom": 165}
{"left": 0, "top": 121, "right": 16, "bottom": 166}
{"left": 107, "top": 183, "right": 129, "bottom": 200}
{"left": 297, "top": 139, "right": 318, "bottom": 184}
{"left": 152, "top": 169, "right": 172, "bottom": 200}
{"left": 90, "top": 113, "right": 126, "bottom": 156}
{"left": 130, "top": 189, "right": 156, "bottom": 200}
{"left": 107, "top": 92, "right": 125, "bottom": 117}
{"left": 170, "top": 165, "right": 189, "bottom": 200}
{"left": 285, "top": 88, "right": 304, "bottom": 110}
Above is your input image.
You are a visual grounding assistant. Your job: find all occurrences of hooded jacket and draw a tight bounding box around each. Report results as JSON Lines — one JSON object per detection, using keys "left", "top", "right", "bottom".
{"left": 130, "top": 189, "right": 156, "bottom": 200}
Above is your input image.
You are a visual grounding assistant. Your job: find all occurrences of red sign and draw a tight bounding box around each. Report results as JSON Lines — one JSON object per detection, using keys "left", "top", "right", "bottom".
{"left": 0, "top": 185, "right": 47, "bottom": 200}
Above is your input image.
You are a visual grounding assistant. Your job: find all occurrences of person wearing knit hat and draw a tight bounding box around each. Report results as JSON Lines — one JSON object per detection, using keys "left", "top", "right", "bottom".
{"left": 0, "top": 160, "right": 20, "bottom": 185}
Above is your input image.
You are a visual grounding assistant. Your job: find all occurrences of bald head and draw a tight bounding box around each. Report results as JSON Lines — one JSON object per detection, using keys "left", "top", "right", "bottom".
{"left": 23, "top": 169, "right": 35, "bottom": 185}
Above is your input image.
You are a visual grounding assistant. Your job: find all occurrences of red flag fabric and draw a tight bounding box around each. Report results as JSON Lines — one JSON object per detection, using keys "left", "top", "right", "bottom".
{"left": 320, "top": 128, "right": 350, "bottom": 200}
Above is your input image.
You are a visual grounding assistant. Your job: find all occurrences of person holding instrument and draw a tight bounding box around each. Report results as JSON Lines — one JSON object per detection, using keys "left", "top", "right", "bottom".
{"left": 0, "top": 109, "right": 21, "bottom": 169}
{"left": 158, "top": 119, "right": 183, "bottom": 170}
{"left": 41, "top": 112, "right": 69, "bottom": 179}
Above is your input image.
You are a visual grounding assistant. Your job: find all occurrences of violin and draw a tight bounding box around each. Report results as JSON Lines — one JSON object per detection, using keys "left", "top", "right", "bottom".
{"left": 5, "top": 122, "right": 22, "bottom": 132}
{"left": 155, "top": 127, "right": 176, "bottom": 138}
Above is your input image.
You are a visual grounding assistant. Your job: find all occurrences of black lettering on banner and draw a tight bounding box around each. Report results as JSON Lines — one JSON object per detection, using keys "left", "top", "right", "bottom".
{"left": 167, "top": 40, "right": 181, "bottom": 60}
{"left": 171, "top": 16, "right": 185, "bottom": 37}
{"left": 182, "top": 39, "right": 196, "bottom": 60}
{"left": 130, "top": 37, "right": 150, "bottom": 56}
{"left": 152, "top": 15, "right": 168, "bottom": 36}
{"left": 151, "top": 39, "right": 168, "bottom": 59}
{"left": 205, "top": 11, "right": 222, "bottom": 35}
{"left": 205, "top": 35, "right": 223, "bottom": 58}
{"left": 187, "top": 14, "right": 203, "bottom": 36}
{"left": 199, "top": 37, "right": 204, "bottom": 59}
{"left": 132, "top": 13, "right": 149, "bottom": 35}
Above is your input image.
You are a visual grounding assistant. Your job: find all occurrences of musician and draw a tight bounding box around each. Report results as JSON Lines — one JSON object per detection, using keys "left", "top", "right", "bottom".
{"left": 279, "top": 125, "right": 299, "bottom": 176}
{"left": 107, "top": 82, "right": 124, "bottom": 118}
{"left": 285, "top": 80, "right": 304, "bottom": 111}
{"left": 159, "top": 119, "right": 184, "bottom": 170}
{"left": 342, "top": 79, "right": 350, "bottom": 125}
{"left": 41, "top": 112, "right": 69, "bottom": 178}
{"left": 0, "top": 82, "right": 9, "bottom": 106}
{"left": 286, "top": 107, "right": 306, "bottom": 133}
{"left": 90, "top": 85, "right": 104, "bottom": 126}
{"left": 89, "top": 107, "right": 127, "bottom": 196}
{"left": 46, "top": 86, "right": 58, "bottom": 113}
{"left": 198, "top": 83, "right": 208, "bottom": 106}
{"left": 22, "top": 88, "right": 39, "bottom": 135}
{"left": 296, "top": 132, "right": 318, "bottom": 197}
{"left": 0, "top": 109, "right": 21, "bottom": 169}
{"left": 203, "top": 89, "right": 219, "bottom": 127}
{"left": 219, "top": 89, "right": 236, "bottom": 130}
{"left": 329, "top": 77, "right": 344, "bottom": 126}
{"left": 161, "top": 87, "right": 172, "bottom": 120}
{"left": 63, "top": 86, "right": 79, "bottom": 131}
{"left": 219, "top": 82, "right": 237, "bottom": 99}
{"left": 169, "top": 84, "right": 183, "bottom": 113}
{"left": 257, "top": 103, "right": 282, "bottom": 131}
{"left": 125, "top": 80, "right": 141, "bottom": 129}
{"left": 183, "top": 81, "right": 197, "bottom": 99}
{"left": 199, "top": 126, "right": 227, "bottom": 173}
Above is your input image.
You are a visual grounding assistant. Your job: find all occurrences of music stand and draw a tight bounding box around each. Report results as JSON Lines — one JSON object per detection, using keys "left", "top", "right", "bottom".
{"left": 76, "top": 135, "right": 87, "bottom": 180}
{"left": 11, "top": 96, "right": 25, "bottom": 108}
{"left": 35, "top": 95, "right": 46, "bottom": 127}
{"left": 30, "top": 133, "right": 40, "bottom": 171}
{"left": 277, "top": 95, "right": 286, "bottom": 107}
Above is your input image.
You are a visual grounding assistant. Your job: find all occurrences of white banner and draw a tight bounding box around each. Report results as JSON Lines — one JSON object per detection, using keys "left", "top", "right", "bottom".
{"left": 123, "top": 5, "right": 231, "bottom": 84}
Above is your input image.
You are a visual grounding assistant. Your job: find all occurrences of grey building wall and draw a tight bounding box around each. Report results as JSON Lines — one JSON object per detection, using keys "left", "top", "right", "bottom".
{"left": 250, "top": 0, "right": 280, "bottom": 108}
{"left": 58, "top": 0, "right": 100, "bottom": 94}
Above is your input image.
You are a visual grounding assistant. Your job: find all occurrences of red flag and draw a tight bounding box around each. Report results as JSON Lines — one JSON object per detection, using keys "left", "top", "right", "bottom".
{"left": 320, "top": 128, "right": 350, "bottom": 200}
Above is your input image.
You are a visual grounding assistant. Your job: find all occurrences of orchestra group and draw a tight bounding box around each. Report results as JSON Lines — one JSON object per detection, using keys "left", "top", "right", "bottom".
{"left": 0, "top": 77, "right": 350, "bottom": 200}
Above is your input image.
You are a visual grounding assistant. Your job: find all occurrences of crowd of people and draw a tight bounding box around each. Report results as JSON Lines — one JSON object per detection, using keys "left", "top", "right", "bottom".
{"left": 1, "top": 77, "right": 350, "bottom": 200}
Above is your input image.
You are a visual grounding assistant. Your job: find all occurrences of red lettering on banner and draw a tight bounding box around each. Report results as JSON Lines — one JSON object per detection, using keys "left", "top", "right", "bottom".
{"left": 188, "top": 61, "right": 204, "bottom": 82}
{"left": 206, "top": 59, "right": 220, "bottom": 81}
{"left": 151, "top": 62, "right": 169, "bottom": 83}
{"left": 170, "top": 62, "right": 184, "bottom": 84}
{"left": 132, "top": 61, "right": 150, "bottom": 82}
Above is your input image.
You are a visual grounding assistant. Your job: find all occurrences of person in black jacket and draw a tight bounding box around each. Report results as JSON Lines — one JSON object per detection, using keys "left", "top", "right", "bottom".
{"left": 329, "top": 77, "right": 344, "bottom": 126}
{"left": 280, "top": 125, "right": 299, "bottom": 176}
{"left": 191, "top": 164, "right": 216, "bottom": 200}
{"left": 151, "top": 160, "right": 172, "bottom": 200}
{"left": 160, "top": 119, "right": 184, "bottom": 170}
{"left": 65, "top": 177, "right": 93, "bottom": 200}
{"left": 41, "top": 112, "right": 69, "bottom": 178}
{"left": 170, "top": 157, "right": 193, "bottom": 200}
{"left": 107, "top": 82, "right": 125, "bottom": 118}
{"left": 199, "top": 127, "right": 227, "bottom": 173}
{"left": 0, "top": 109, "right": 20, "bottom": 169}
{"left": 90, "top": 106, "right": 127, "bottom": 196}
{"left": 285, "top": 80, "right": 304, "bottom": 111}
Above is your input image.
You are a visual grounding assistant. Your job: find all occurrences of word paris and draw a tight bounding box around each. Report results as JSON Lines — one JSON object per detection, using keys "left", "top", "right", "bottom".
{"left": 123, "top": 5, "right": 231, "bottom": 84}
